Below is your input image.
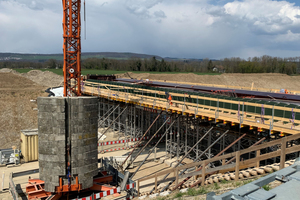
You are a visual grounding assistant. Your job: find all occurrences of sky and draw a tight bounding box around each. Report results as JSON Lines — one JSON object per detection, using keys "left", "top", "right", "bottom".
{"left": 0, "top": 0, "right": 300, "bottom": 59}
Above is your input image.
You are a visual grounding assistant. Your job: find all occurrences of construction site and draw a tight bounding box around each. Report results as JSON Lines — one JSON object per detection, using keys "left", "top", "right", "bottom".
{"left": 1, "top": 0, "right": 300, "bottom": 200}
{"left": 1, "top": 67, "right": 300, "bottom": 200}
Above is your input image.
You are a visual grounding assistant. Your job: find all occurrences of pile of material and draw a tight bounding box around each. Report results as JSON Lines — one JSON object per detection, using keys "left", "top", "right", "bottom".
{"left": 0, "top": 69, "right": 62, "bottom": 149}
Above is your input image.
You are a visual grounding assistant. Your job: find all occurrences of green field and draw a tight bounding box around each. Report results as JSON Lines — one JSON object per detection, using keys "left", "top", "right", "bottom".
{"left": 132, "top": 71, "right": 221, "bottom": 75}
{"left": 0, "top": 52, "right": 165, "bottom": 61}
{"left": 14, "top": 69, "right": 221, "bottom": 76}
{"left": 14, "top": 69, "right": 128, "bottom": 76}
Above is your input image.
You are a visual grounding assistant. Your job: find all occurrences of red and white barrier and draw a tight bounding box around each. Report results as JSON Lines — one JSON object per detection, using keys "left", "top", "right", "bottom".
{"left": 99, "top": 140, "right": 166, "bottom": 153}
{"left": 94, "top": 187, "right": 120, "bottom": 199}
{"left": 126, "top": 183, "right": 135, "bottom": 190}
{"left": 72, "top": 183, "right": 135, "bottom": 200}
{"left": 98, "top": 134, "right": 163, "bottom": 146}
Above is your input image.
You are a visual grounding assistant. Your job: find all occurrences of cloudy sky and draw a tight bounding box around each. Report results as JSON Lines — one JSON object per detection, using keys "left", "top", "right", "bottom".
{"left": 0, "top": 0, "right": 300, "bottom": 59}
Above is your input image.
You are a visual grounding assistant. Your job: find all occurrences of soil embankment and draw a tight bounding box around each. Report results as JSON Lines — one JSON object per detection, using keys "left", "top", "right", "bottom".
{"left": 119, "top": 72, "right": 300, "bottom": 91}
{"left": 1, "top": 69, "right": 299, "bottom": 149}
{"left": 0, "top": 68, "right": 62, "bottom": 149}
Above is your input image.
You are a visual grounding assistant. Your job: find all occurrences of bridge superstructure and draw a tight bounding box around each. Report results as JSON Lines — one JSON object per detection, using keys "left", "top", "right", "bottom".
{"left": 83, "top": 78, "right": 300, "bottom": 137}
{"left": 77, "top": 77, "right": 300, "bottom": 194}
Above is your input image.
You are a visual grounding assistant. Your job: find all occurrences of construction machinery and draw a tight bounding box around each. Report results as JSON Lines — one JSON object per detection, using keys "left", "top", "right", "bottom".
{"left": 17, "top": 1, "right": 136, "bottom": 200}
{"left": 62, "top": 0, "right": 82, "bottom": 96}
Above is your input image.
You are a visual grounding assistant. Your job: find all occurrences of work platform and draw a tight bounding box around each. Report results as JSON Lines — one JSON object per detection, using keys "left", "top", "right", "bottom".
{"left": 82, "top": 79, "right": 300, "bottom": 136}
{"left": 42, "top": 77, "right": 299, "bottom": 197}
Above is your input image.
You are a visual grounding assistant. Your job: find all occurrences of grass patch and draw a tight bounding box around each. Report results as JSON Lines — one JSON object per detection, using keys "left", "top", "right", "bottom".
{"left": 243, "top": 179, "right": 254, "bottom": 185}
{"left": 187, "top": 188, "right": 198, "bottom": 196}
{"left": 186, "top": 187, "right": 208, "bottom": 196}
{"left": 14, "top": 69, "right": 128, "bottom": 76}
{"left": 214, "top": 183, "right": 221, "bottom": 190}
{"left": 131, "top": 71, "right": 221, "bottom": 75}
{"left": 233, "top": 181, "right": 242, "bottom": 187}
{"left": 156, "top": 196, "right": 168, "bottom": 200}
{"left": 82, "top": 69, "right": 127, "bottom": 75}
{"left": 262, "top": 184, "right": 271, "bottom": 191}
{"left": 197, "top": 187, "right": 209, "bottom": 195}
{"left": 174, "top": 192, "right": 185, "bottom": 198}
{"left": 14, "top": 69, "right": 221, "bottom": 76}
{"left": 220, "top": 179, "right": 228, "bottom": 184}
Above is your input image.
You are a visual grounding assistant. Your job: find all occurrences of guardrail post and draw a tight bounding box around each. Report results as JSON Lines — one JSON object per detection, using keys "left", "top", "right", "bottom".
{"left": 175, "top": 168, "right": 179, "bottom": 186}
{"left": 9, "top": 172, "right": 18, "bottom": 200}
{"left": 137, "top": 180, "right": 140, "bottom": 196}
{"left": 155, "top": 174, "right": 158, "bottom": 193}
{"left": 256, "top": 150, "right": 260, "bottom": 168}
{"left": 201, "top": 161, "right": 206, "bottom": 186}
{"left": 280, "top": 137, "right": 287, "bottom": 170}
{"left": 235, "top": 151, "right": 240, "bottom": 182}
{"left": 1, "top": 172, "right": 4, "bottom": 192}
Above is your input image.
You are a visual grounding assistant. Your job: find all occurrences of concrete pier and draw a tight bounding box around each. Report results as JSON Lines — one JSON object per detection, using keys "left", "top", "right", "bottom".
{"left": 38, "top": 97, "right": 98, "bottom": 192}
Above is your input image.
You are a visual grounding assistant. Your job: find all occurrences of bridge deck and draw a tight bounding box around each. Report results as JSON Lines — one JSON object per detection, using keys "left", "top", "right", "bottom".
{"left": 82, "top": 79, "right": 300, "bottom": 136}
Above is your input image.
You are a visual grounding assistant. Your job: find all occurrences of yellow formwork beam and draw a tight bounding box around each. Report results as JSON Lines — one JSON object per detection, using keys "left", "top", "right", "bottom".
{"left": 82, "top": 83, "right": 300, "bottom": 136}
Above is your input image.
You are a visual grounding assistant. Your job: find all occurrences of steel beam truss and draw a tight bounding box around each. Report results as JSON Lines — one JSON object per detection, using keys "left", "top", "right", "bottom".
{"left": 62, "top": 0, "right": 81, "bottom": 96}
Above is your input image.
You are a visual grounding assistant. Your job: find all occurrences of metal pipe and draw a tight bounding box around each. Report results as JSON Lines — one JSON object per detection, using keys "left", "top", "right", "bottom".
{"left": 98, "top": 104, "right": 120, "bottom": 127}
{"left": 98, "top": 106, "right": 128, "bottom": 141}
{"left": 120, "top": 111, "right": 163, "bottom": 167}
{"left": 159, "top": 129, "right": 228, "bottom": 193}
{"left": 150, "top": 127, "right": 214, "bottom": 193}
{"left": 1, "top": 172, "right": 4, "bottom": 192}
{"left": 124, "top": 115, "right": 171, "bottom": 170}
{"left": 188, "top": 135, "right": 266, "bottom": 188}
{"left": 225, "top": 136, "right": 266, "bottom": 165}
{"left": 175, "top": 132, "right": 246, "bottom": 189}
{"left": 99, "top": 105, "right": 116, "bottom": 122}
{"left": 130, "top": 117, "right": 179, "bottom": 179}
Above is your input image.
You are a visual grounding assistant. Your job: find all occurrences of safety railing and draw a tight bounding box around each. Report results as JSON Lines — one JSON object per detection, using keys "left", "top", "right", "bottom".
{"left": 8, "top": 173, "right": 18, "bottom": 200}
{"left": 148, "top": 79, "right": 300, "bottom": 95}
{"left": 83, "top": 80, "right": 300, "bottom": 135}
{"left": 136, "top": 132, "right": 300, "bottom": 195}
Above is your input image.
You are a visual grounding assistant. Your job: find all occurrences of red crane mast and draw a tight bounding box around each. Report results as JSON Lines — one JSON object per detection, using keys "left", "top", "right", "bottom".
{"left": 62, "top": 0, "right": 82, "bottom": 96}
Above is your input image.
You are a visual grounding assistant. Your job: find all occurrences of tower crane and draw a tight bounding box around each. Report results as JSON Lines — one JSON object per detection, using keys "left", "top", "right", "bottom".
{"left": 62, "top": 0, "right": 82, "bottom": 96}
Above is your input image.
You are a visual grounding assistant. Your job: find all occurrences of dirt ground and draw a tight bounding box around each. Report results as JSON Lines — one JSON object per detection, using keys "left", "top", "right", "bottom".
{"left": 0, "top": 162, "right": 39, "bottom": 200}
{"left": 1, "top": 68, "right": 300, "bottom": 150}
{"left": 119, "top": 72, "right": 300, "bottom": 91}
{"left": 0, "top": 69, "right": 62, "bottom": 149}
{"left": 0, "top": 67, "right": 295, "bottom": 200}
{"left": 0, "top": 68, "right": 63, "bottom": 87}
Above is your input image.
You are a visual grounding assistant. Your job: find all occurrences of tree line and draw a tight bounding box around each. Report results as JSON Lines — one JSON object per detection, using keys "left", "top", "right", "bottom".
{"left": 1, "top": 55, "right": 300, "bottom": 75}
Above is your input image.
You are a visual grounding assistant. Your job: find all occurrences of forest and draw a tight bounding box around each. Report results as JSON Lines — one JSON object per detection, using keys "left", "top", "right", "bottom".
{"left": 0, "top": 55, "right": 299, "bottom": 75}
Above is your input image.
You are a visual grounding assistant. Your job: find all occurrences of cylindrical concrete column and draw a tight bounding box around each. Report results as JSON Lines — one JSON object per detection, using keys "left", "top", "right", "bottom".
{"left": 38, "top": 97, "right": 98, "bottom": 192}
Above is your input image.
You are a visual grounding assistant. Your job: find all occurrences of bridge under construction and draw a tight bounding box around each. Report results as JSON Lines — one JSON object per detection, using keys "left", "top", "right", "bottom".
{"left": 6, "top": 75, "right": 300, "bottom": 200}
{"left": 84, "top": 77, "right": 300, "bottom": 137}
{"left": 76, "top": 76, "right": 300, "bottom": 195}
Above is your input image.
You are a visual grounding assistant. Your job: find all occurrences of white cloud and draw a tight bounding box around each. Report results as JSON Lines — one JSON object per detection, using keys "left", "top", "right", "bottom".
{"left": 153, "top": 10, "right": 166, "bottom": 18}
{"left": 274, "top": 30, "right": 300, "bottom": 42}
{"left": 217, "top": 0, "right": 300, "bottom": 35}
{"left": 125, "top": 0, "right": 164, "bottom": 19}
{"left": 0, "top": 0, "right": 300, "bottom": 59}
{"left": 0, "top": 1, "right": 62, "bottom": 53}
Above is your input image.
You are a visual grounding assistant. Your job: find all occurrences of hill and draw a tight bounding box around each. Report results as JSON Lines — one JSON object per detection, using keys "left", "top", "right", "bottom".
{"left": 0, "top": 68, "right": 62, "bottom": 149}
{"left": 0, "top": 52, "right": 166, "bottom": 62}
{"left": 0, "top": 52, "right": 213, "bottom": 63}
